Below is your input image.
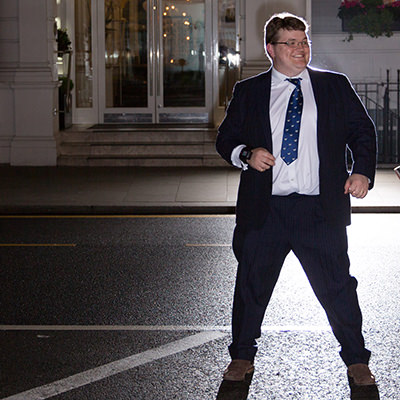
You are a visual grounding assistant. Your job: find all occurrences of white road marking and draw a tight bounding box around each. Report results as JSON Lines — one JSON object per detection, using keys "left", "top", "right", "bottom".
{"left": 0, "top": 324, "right": 330, "bottom": 332}
{"left": 0, "top": 325, "right": 331, "bottom": 399}
{"left": 1, "top": 331, "right": 227, "bottom": 400}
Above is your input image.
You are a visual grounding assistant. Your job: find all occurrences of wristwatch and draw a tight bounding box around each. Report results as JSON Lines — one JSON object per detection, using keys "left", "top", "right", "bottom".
{"left": 239, "top": 146, "right": 253, "bottom": 163}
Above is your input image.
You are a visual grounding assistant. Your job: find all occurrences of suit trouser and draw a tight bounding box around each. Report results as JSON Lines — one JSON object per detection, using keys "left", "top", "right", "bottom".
{"left": 229, "top": 194, "right": 371, "bottom": 366}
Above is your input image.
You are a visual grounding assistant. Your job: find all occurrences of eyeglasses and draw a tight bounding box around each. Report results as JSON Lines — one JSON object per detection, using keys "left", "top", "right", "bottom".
{"left": 271, "top": 40, "right": 311, "bottom": 48}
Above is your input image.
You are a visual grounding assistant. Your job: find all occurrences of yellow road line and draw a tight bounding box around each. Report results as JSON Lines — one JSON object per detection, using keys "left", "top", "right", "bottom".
{"left": 0, "top": 215, "right": 234, "bottom": 219}
{"left": 0, "top": 244, "right": 76, "bottom": 247}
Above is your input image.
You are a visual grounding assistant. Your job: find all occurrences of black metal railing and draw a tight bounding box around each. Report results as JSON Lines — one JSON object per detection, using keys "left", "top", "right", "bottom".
{"left": 354, "top": 70, "right": 400, "bottom": 165}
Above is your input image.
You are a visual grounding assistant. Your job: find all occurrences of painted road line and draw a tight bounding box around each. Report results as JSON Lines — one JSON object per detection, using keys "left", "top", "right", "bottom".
{"left": 0, "top": 244, "right": 76, "bottom": 247}
{"left": 1, "top": 331, "right": 227, "bottom": 400}
{"left": 0, "top": 215, "right": 235, "bottom": 219}
{"left": 0, "top": 325, "right": 230, "bottom": 332}
{"left": 185, "top": 243, "right": 231, "bottom": 247}
{"left": 0, "top": 324, "right": 330, "bottom": 332}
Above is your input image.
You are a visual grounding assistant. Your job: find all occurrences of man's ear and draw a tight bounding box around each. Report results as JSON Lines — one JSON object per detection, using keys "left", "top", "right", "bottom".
{"left": 266, "top": 43, "right": 274, "bottom": 59}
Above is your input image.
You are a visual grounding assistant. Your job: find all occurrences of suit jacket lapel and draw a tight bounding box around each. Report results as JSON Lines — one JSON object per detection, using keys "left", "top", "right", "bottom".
{"left": 257, "top": 70, "right": 273, "bottom": 151}
{"left": 308, "top": 67, "right": 328, "bottom": 152}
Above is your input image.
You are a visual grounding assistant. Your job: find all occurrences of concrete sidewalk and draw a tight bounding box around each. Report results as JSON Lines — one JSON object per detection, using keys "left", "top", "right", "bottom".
{"left": 0, "top": 165, "right": 399, "bottom": 214}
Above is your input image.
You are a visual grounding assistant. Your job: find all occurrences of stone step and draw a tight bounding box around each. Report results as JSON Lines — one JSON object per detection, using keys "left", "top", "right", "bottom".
{"left": 59, "top": 130, "right": 216, "bottom": 144}
{"left": 56, "top": 124, "right": 225, "bottom": 167}
{"left": 60, "top": 143, "right": 217, "bottom": 156}
{"left": 58, "top": 155, "right": 227, "bottom": 167}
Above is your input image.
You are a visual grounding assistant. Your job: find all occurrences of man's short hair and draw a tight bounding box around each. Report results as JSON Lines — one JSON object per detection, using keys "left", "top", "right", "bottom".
{"left": 264, "top": 12, "right": 309, "bottom": 55}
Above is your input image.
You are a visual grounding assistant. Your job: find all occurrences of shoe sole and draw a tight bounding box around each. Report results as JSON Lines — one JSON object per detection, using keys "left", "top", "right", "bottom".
{"left": 348, "top": 375, "right": 380, "bottom": 400}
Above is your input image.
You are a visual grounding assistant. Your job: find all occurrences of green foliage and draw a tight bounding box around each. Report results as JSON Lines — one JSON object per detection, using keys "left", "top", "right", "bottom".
{"left": 57, "top": 28, "right": 71, "bottom": 53}
{"left": 348, "top": 8, "right": 394, "bottom": 38}
{"left": 338, "top": 1, "right": 400, "bottom": 41}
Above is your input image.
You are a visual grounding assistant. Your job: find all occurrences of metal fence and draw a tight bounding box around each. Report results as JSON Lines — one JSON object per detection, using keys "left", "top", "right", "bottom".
{"left": 354, "top": 70, "right": 400, "bottom": 165}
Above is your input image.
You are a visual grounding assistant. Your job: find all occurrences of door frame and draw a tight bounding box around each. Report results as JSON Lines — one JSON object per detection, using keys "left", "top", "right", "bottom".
{"left": 97, "top": 0, "right": 213, "bottom": 124}
{"left": 63, "top": 0, "right": 241, "bottom": 126}
{"left": 64, "top": 0, "right": 100, "bottom": 125}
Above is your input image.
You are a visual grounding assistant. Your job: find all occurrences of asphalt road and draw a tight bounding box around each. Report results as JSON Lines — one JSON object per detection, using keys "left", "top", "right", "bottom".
{"left": 0, "top": 215, "right": 399, "bottom": 399}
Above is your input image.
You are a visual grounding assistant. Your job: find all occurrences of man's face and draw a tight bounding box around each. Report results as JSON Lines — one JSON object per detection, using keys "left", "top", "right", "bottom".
{"left": 267, "top": 29, "right": 311, "bottom": 77}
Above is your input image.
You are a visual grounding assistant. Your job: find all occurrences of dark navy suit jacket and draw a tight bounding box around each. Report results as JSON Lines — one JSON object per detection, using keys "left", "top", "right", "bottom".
{"left": 216, "top": 67, "right": 377, "bottom": 229}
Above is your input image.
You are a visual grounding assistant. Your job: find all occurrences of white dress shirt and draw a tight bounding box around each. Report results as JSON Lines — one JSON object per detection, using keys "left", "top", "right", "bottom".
{"left": 231, "top": 67, "right": 320, "bottom": 195}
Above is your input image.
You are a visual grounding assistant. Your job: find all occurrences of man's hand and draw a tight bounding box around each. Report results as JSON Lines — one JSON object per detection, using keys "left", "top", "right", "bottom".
{"left": 248, "top": 147, "right": 276, "bottom": 172}
{"left": 344, "top": 173, "right": 369, "bottom": 199}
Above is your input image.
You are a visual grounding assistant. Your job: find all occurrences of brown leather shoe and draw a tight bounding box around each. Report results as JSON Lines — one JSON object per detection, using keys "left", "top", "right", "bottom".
{"left": 348, "top": 364, "right": 376, "bottom": 386}
{"left": 223, "top": 359, "right": 254, "bottom": 381}
{"left": 348, "top": 364, "right": 380, "bottom": 399}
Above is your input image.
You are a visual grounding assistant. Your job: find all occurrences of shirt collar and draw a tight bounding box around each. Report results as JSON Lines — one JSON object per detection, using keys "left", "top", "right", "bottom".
{"left": 271, "top": 67, "right": 309, "bottom": 85}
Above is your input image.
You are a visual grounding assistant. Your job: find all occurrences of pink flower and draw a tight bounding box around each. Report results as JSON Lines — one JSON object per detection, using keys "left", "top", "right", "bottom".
{"left": 380, "top": 0, "right": 400, "bottom": 7}
{"left": 341, "top": 0, "right": 365, "bottom": 9}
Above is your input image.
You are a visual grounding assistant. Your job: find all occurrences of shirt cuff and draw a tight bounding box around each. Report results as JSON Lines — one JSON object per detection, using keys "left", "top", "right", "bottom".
{"left": 231, "top": 144, "right": 248, "bottom": 170}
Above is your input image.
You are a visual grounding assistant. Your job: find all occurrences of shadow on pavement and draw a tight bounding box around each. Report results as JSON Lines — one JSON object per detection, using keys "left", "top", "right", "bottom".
{"left": 216, "top": 372, "right": 254, "bottom": 400}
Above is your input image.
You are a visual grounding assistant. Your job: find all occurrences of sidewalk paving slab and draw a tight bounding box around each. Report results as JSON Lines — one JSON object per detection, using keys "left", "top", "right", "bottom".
{"left": 0, "top": 166, "right": 398, "bottom": 215}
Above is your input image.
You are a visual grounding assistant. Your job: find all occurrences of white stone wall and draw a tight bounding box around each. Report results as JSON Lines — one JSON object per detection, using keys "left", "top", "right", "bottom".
{"left": 309, "top": 0, "right": 400, "bottom": 84}
{"left": 244, "top": 0, "right": 307, "bottom": 61}
{"left": 241, "top": 0, "right": 307, "bottom": 77}
{"left": 310, "top": 33, "right": 400, "bottom": 84}
{"left": 0, "top": 0, "right": 398, "bottom": 165}
{"left": 240, "top": 0, "right": 400, "bottom": 86}
{"left": 0, "top": 1, "right": 18, "bottom": 163}
{"left": 0, "top": 0, "right": 58, "bottom": 166}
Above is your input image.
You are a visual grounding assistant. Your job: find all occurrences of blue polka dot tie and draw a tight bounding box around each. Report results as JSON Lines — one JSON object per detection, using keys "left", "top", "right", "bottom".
{"left": 281, "top": 78, "right": 303, "bottom": 165}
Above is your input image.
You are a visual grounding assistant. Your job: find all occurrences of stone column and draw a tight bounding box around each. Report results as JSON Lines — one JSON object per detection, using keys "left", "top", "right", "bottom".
{"left": 0, "top": 1, "right": 18, "bottom": 163}
{"left": 0, "top": 0, "right": 58, "bottom": 165}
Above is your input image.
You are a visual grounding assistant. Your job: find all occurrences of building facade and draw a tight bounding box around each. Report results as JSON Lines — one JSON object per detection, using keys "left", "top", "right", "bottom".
{"left": 0, "top": 0, "right": 399, "bottom": 165}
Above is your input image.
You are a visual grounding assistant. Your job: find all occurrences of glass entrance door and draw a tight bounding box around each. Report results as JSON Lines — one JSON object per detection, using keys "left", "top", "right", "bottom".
{"left": 99, "top": 0, "right": 211, "bottom": 123}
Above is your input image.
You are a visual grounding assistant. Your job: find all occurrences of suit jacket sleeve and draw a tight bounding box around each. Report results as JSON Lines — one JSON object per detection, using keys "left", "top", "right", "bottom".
{"left": 215, "top": 73, "right": 273, "bottom": 229}
{"left": 310, "top": 69, "right": 377, "bottom": 226}
{"left": 216, "top": 82, "right": 247, "bottom": 165}
{"left": 341, "top": 74, "right": 377, "bottom": 188}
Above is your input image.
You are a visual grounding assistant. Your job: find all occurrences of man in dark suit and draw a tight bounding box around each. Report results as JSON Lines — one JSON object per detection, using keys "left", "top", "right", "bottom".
{"left": 216, "top": 12, "right": 379, "bottom": 397}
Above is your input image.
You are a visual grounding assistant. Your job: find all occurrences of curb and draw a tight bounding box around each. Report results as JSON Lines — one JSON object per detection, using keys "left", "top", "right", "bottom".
{"left": 0, "top": 205, "right": 399, "bottom": 215}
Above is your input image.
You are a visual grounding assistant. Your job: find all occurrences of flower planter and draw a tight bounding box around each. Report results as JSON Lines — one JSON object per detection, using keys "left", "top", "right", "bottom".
{"left": 342, "top": 15, "right": 400, "bottom": 31}
{"left": 338, "top": 1, "right": 400, "bottom": 39}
